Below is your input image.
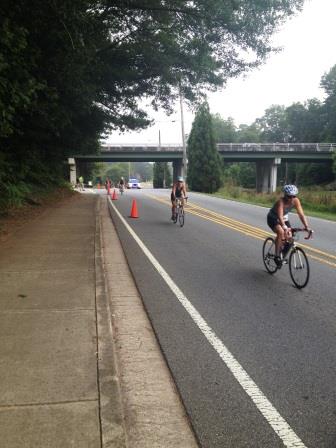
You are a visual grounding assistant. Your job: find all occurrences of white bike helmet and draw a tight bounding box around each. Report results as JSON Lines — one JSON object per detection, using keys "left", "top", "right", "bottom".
{"left": 177, "top": 176, "right": 184, "bottom": 182}
{"left": 283, "top": 184, "right": 298, "bottom": 196}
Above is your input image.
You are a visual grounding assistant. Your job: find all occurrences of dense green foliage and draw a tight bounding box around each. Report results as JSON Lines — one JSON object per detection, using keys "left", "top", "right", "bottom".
{"left": 0, "top": 0, "right": 304, "bottom": 210}
{"left": 187, "top": 102, "right": 222, "bottom": 193}
{"left": 153, "top": 162, "right": 172, "bottom": 188}
{"left": 210, "top": 64, "right": 336, "bottom": 189}
{"left": 92, "top": 162, "right": 153, "bottom": 185}
{"left": 214, "top": 185, "right": 336, "bottom": 218}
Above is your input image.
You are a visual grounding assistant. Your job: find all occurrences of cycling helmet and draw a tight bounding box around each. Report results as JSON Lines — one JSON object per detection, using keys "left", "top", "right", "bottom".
{"left": 177, "top": 176, "right": 184, "bottom": 182}
{"left": 283, "top": 184, "right": 298, "bottom": 196}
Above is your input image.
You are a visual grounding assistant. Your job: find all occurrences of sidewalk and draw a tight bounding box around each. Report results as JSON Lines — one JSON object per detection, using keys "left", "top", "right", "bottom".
{"left": 0, "top": 193, "right": 197, "bottom": 447}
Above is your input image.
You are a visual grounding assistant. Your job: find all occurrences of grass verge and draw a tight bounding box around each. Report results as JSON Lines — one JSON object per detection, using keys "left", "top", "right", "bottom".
{"left": 211, "top": 186, "right": 336, "bottom": 222}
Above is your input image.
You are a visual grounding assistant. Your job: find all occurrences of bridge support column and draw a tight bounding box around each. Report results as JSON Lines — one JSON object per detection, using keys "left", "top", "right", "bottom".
{"left": 172, "top": 160, "right": 183, "bottom": 182}
{"left": 68, "top": 158, "right": 77, "bottom": 186}
{"left": 256, "top": 158, "right": 281, "bottom": 193}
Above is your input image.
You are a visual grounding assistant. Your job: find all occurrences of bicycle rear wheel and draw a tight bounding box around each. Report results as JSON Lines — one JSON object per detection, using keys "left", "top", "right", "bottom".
{"left": 289, "top": 247, "right": 310, "bottom": 289}
{"left": 262, "top": 237, "right": 278, "bottom": 274}
{"left": 178, "top": 207, "right": 185, "bottom": 227}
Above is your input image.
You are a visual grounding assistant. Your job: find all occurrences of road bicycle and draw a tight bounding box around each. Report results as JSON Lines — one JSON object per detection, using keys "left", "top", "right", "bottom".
{"left": 119, "top": 185, "right": 124, "bottom": 195}
{"left": 172, "top": 197, "right": 188, "bottom": 227}
{"left": 262, "top": 228, "right": 313, "bottom": 289}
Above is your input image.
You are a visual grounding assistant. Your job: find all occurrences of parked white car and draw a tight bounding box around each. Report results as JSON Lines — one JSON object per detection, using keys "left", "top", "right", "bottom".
{"left": 127, "top": 178, "right": 141, "bottom": 189}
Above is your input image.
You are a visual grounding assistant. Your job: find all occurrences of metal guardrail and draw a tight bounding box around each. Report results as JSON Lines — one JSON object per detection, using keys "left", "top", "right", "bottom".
{"left": 101, "top": 143, "right": 336, "bottom": 153}
{"left": 101, "top": 143, "right": 182, "bottom": 151}
{"left": 101, "top": 143, "right": 336, "bottom": 154}
{"left": 216, "top": 143, "right": 336, "bottom": 152}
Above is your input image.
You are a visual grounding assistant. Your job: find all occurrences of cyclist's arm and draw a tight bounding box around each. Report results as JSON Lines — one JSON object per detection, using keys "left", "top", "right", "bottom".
{"left": 294, "top": 198, "right": 309, "bottom": 230}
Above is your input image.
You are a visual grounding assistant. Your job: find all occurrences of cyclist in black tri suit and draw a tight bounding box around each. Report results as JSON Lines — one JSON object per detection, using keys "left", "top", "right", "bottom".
{"left": 267, "top": 184, "right": 311, "bottom": 267}
{"left": 171, "top": 176, "right": 187, "bottom": 220}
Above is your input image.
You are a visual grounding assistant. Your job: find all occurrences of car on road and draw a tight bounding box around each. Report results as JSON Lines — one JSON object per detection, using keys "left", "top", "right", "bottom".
{"left": 127, "top": 178, "right": 141, "bottom": 189}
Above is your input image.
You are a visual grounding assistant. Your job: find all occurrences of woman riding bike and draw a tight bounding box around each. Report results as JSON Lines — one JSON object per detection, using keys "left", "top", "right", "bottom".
{"left": 267, "top": 185, "right": 312, "bottom": 267}
{"left": 171, "top": 176, "right": 187, "bottom": 220}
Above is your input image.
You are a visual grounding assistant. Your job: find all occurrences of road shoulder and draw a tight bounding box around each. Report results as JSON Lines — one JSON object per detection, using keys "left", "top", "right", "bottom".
{"left": 100, "top": 196, "right": 198, "bottom": 447}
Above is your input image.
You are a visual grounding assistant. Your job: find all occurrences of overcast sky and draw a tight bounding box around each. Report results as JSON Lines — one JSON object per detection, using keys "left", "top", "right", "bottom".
{"left": 106, "top": 0, "right": 336, "bottom": 145}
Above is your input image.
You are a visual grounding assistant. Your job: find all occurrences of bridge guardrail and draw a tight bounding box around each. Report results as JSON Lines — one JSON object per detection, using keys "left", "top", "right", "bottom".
{"left": 100, "top": 143, "right": 336, "bottom": 153}
{"left": 216, "top": 143, "right": 336, "bottom": 152}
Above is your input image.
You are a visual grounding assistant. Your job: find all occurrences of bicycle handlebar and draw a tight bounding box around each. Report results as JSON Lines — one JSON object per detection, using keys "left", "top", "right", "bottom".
{"left": 291, "top": 228, "right": 314, "bottom": 240}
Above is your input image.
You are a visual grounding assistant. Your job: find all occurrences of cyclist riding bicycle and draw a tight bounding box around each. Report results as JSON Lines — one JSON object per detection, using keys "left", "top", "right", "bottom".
{"left": 118, "top": 176, "right": 125, "bottom": 191}
{"left": 171, "top": 176, "right": 187, "bottom": 220}
{"left": 267, "top": 184, "right": 312, "bottom": 267}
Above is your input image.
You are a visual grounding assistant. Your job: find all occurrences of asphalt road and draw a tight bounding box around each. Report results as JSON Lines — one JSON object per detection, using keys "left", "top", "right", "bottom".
{"left": 101, "top": 187, "right": 336, "bottom": 448}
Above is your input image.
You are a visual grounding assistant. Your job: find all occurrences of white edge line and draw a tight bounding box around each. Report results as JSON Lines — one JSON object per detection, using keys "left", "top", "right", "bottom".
{"left": 108, "top": 197, "right": 307, "bottom": 448}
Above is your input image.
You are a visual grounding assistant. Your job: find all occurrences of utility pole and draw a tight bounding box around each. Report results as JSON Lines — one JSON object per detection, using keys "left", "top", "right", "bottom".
{"left": 179, "top": 83, "right": 187, "bottom": 179}
{"left": 159, "top": 129, "right": 165, "bottom": 188}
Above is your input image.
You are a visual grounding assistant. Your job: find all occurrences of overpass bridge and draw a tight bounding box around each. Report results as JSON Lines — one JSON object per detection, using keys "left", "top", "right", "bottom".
{"left": 69, "top": 142, "right": 335, "bottom": 193}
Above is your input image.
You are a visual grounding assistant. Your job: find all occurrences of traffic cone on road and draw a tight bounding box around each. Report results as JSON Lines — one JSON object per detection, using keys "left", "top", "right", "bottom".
{"left": 130, "top": 199, "right": 139, "bottom": 218}
{"left": 111, "top": 189, "right": 117, "bottom": 200}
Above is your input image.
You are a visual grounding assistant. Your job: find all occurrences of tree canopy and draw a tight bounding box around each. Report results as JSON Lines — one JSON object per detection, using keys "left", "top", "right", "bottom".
{"left": 187, "top": 102, "right": 222, "bottom": 193}
{"left": 0, "top": 0, "right": 307, "bottom": 209}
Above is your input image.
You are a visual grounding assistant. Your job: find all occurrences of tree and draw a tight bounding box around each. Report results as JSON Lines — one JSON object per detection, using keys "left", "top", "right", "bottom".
{"left": 223, "top": 163, "right": 256, "bottom": 188}
{"left": 0, "top": 0, "right": 305, "bottom": 210}
{"left": 133, "top": 162, "right": 154, "bottom": 182}
{"left": 285, "top": 100, "right": 324, "bottom": 142}
{"left": 1, "top": 0, "right": 306, "bottom": 141}
{"left": 105, "top": 163, "right": 130, "bottom": 184}
{"left": 187, "top": 102, "right": 222, "bottom": 193}
{"left": 236, "top": 123, "right": 262, "bottom": 143}
{"left": 212, "top": 115, "right": 237, "bottom": 143}
{"left": 320, "top": 65, "right": 336, "bottom": 141}
{"left": 256, "top": 105, "right": 289, "bottom": 142}
{"left": 153, "top": 162, "right": 171, "bottom": 188}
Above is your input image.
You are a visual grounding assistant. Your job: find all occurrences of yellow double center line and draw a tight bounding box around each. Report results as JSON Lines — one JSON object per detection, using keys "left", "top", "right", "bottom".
{"left": 146, "top": 194, "right": 336, "bottom": 269}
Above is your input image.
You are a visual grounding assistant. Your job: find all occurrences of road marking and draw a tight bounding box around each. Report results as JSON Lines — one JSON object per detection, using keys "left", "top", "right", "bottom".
{"left": 108, "top": 197, "right": 307, "bottom": 448}
{"left": 147, "top": 193, "right": 336, "bottom": 268}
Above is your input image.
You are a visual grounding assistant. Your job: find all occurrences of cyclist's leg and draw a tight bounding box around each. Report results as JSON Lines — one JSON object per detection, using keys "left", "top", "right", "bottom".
{"left": 171, "top": 202, "right": 176, "bottom": 217}
{"left": 274, "top": 224, "right": 285, "bottom": 256}
{"left": 267, "top": 215, "right": 283, "bottom": 267}
{"left": 171, "top": 193, "right": 176, "bottom": 219}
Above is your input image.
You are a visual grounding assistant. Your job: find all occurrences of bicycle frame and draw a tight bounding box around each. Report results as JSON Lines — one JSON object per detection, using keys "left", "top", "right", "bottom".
{"left": 281, "top": 228, "right": 313, "bottom": 261}
{"left": 172, "top": 197, "right": 187, "bottom": 227}
{"left": 262, "top": 228, "right": 313, "bottom": 288}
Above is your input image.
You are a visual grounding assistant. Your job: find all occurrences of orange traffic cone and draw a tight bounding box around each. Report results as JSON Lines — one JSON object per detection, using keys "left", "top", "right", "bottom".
{"left": 130, "top": 199, "right": 139, "bottom": 218}
{"left": 111, "top": 189, "right": 117, "bottom": 200}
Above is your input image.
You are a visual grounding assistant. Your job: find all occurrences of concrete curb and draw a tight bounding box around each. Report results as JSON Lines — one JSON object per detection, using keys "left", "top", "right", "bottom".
{"left": 95, "top": 198, "right": 127, "bottom": 447}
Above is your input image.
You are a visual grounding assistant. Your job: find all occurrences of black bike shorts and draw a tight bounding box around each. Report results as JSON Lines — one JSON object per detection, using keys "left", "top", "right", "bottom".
{"left": 267, "top": 213, "right": 290, "bottom": 231}
{"left": 171, "top": 193, "right": 182, "bottom": 202}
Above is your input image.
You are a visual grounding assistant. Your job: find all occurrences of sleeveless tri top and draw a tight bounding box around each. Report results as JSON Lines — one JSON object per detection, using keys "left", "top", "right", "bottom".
{"left": 175, "top": 184, "right": 183, "bottom": 197}
{"left": 269, "top": 200, "right": 293, "bottom": 221}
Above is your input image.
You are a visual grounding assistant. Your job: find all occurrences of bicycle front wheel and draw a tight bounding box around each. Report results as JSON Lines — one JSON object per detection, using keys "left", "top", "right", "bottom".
{"left": 262, "top": 237, "right": 278, "bottom": 274}
{"left": 289, "top": 247, "right": 310, "bottom": 289}
{"left": 178, "top": 207, "right": 185, "bottom": 227}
